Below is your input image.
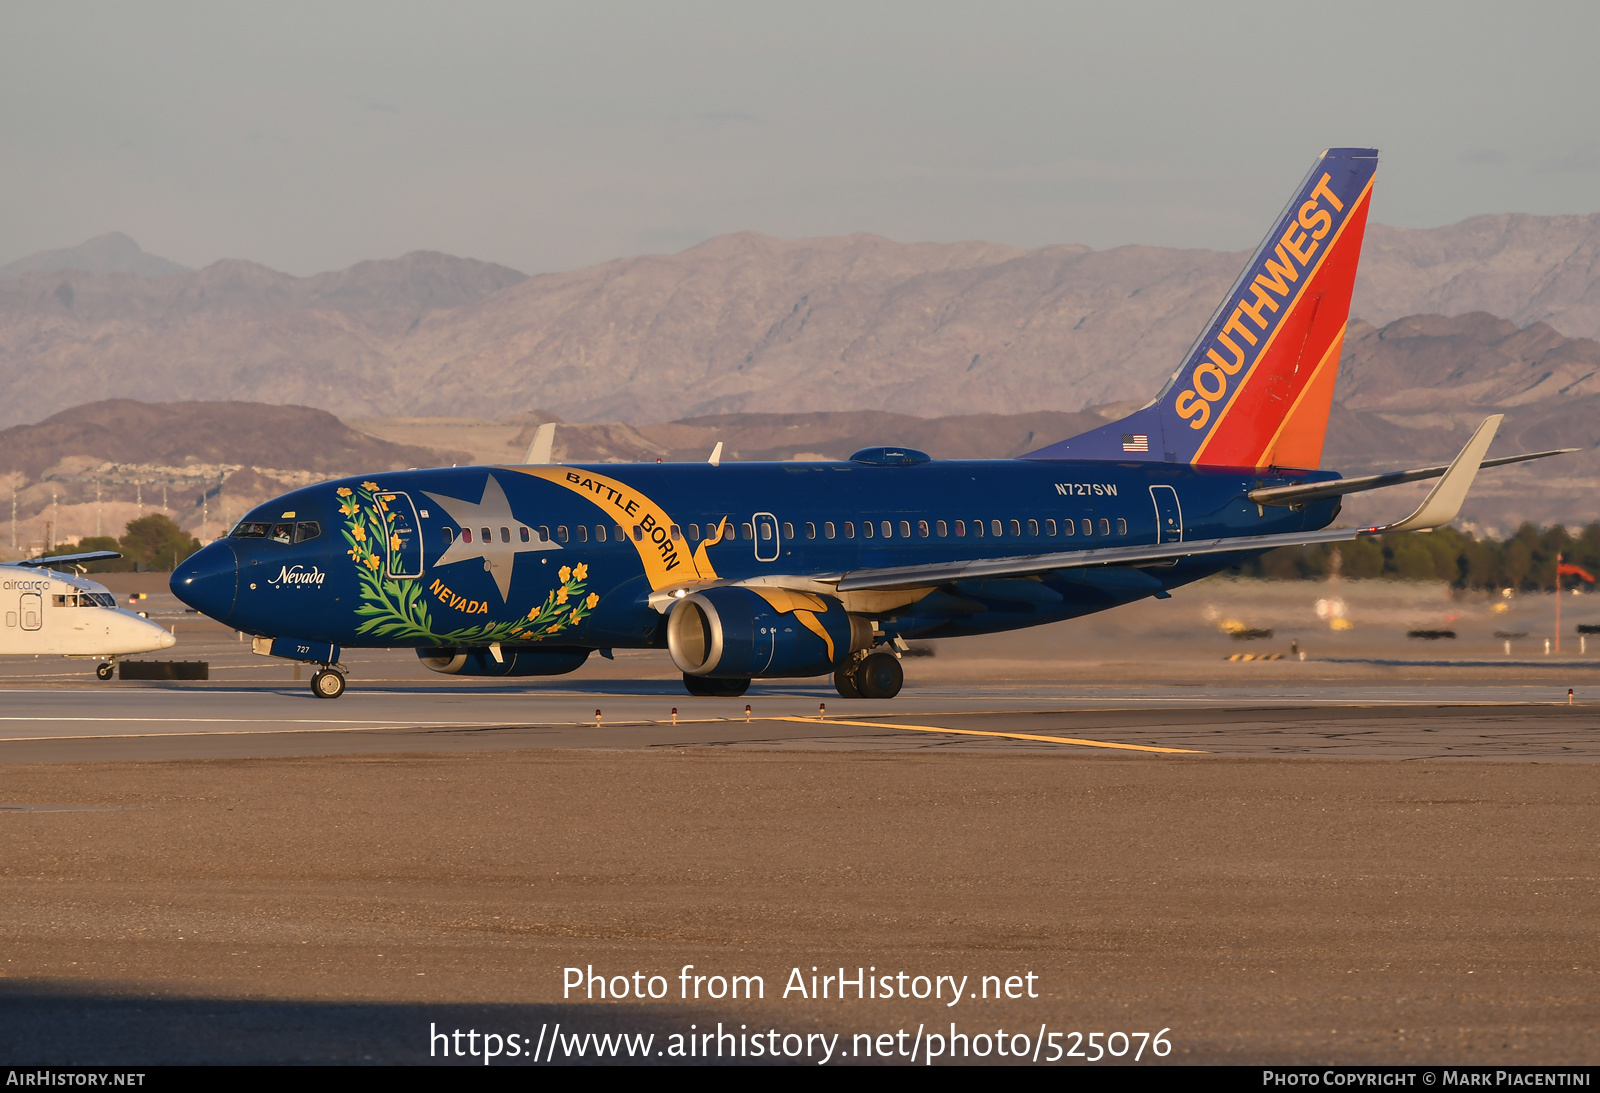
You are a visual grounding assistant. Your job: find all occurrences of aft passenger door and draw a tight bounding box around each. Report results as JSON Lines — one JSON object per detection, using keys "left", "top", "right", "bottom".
{"left": 752, "top": 512, "right": 780, "bottom": 563}
{"left": 1150, "top": 485, "right": 1183, "bottom": 544}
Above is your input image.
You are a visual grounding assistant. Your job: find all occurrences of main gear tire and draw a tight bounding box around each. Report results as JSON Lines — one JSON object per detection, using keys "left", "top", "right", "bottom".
{"left": 311, "top": 668, "right": 346, "bottom": 700}
{"left": 833, "top": 662, "right": 862, "bottom": 699}
{"left": 856, "top": 652, "right": 903, "bottom": 699}
{"left": 682, "top": 673, "right": 751, "bottom": 698}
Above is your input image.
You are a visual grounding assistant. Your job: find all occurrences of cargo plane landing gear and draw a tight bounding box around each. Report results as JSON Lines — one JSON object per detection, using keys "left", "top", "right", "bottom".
{"left": 96, "top": 661, "right": 115, "bottom": 681}
{"left": 834, "top": 649, "right": 902, "bottom": 700}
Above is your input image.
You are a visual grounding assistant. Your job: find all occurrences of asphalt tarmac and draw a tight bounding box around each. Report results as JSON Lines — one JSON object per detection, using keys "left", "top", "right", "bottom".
{"left": 3, "top": 603, "right": 1599, "bottom": 1065}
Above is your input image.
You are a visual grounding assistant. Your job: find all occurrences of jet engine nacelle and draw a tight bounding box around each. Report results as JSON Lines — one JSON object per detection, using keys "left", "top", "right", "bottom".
{"left": 416, "top": 646, "right": 591, "bottom": 676}
{"left": 667, "top": 587, "right": 871, "bottom": 679}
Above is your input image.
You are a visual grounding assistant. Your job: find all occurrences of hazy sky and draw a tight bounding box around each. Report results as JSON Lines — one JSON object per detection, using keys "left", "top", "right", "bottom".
{"left": 3, "top": 1, "right": 1597, "bottom": 275}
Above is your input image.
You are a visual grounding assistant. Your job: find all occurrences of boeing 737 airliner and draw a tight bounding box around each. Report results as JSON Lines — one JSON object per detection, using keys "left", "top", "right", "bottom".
{"left": 172, "top": 149, "right": 1568, "bottom": 699}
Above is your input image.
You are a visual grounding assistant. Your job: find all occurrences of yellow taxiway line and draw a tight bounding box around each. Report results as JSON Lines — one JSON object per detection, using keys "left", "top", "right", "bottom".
{"left": 776, "top": 716, "right": 1202, "bottom": 753}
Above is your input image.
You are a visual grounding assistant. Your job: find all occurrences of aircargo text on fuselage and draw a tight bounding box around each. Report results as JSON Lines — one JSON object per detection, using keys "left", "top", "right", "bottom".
{"left": 1173, "top": 172, "right": 1347, "bottom": 431}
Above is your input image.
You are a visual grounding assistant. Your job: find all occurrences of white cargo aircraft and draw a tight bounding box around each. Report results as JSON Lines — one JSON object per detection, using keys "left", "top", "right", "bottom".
{"left": 1, "top": 550, "right": 177, "bottom": 678}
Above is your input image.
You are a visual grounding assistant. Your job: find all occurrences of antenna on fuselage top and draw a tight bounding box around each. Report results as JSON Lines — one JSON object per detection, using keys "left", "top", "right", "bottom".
{"left": 708, "top": 442, "right": 722, "bottom": 467}
{"left": 523, "top": 422, "right": 556, "bottom": 464}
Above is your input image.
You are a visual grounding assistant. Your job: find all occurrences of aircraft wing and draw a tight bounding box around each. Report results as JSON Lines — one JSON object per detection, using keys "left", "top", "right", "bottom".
{"left": 14, "top": 551, "right": 121, "bottom": 569}
{"left": 1249, "top": 448, "right": 1573, "bottom": 507}
{"left": 836, "top": 415, "right": 1508, "bottom": 593}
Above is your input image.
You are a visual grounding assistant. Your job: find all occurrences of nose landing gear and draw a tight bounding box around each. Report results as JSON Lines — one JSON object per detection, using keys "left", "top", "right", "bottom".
{"left": 96, "top": 662, "right": 115, "bottom": 681}
{"left": 311, "top": 667, "right": 347, "bottom": 700}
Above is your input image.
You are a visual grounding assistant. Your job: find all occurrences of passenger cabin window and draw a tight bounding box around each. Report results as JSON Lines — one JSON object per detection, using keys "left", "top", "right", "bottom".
{"left": 805, "top": 522, "right": 816, "bottom": 539}
{"left": 481, "top": 527, "right": 492, "bottom": 543}
{"left": 971, "top": 520, "right": 983, "bottom": 537}
{"left": 759, "top": 522, "right": 772, "bottom": 541}
{"left": 843, "top": 521, "right": 855, "bottom": 538}
{"left": 1116, "top": 518, "right": 1128, "bottom": 536}
{"left": 917, "top": 520, "right": 929, "bottom": 537}
{"left": 520, "top": 527, "right": 530, "bottom": 543}
{"left": 506, "top": 526, "right": 516, "bottom": 543}
{"left": 556, "top": 526, "right": 567, "bottom": 542}
{"left": 1099, "top": 518, "right": 1111, "bottom": 537}
{"left": 634, "top": 526, "right": 644, "bottom": 542}
{"left": 899, "top": 520, "right": 910, "bottom": 538}
{"left": 1009, "top": 519, "right": 1021, "bottom": 537}
{"left": 538, "top": 526, "right": 550, "bottom": 542}
{"left": 670, "top": 524, "right": 682, "bottom": 541}
{"left": 863, "top": 521, "right": 873, "bottom": 538}
{"left": 576, "top": 525, "right": 588, "bottom": 543}
{"left": 596, "top": 525, "right": 608, "bottom": 542}
{"left": 1081, "top": 519, "right": 1092, "bottom": 536}
{"left": 824, "top": 522, "right": 836, "bottom": 539}
{"left": 742, "top": 522, "right": 755, "bottom": 540}
{"left": 1062, "top": 519, "right": 1074, "bottom": 536}
{"left": 782, "top": 522, "right": 794, "bottom": 539}
{"left": 461, "top": 528, "right": 472, "bottom": 543}
{"left": 614, "top": 525, "right": 625, "bottom": 541}
{"left": 1045, "top": 519, "right": 1057, "bottom": 536}
{"left": 442, "top": 527, "right": 455, "bottom": 545}
{"left": 687, "top": 524, "right": 700, "bottom": 542}
{"left": 1027, "top": 519, "right": 1038, "bottom": 537}
{"left": 936, "top": 520, "right": 947, "bottom": 537}
{"left": 991, "top": 519, "right": 1003, "bottom": 537}
{"left": 954, "top": 520, "right": 965, "bottom": 537}
{"left": 295, "top": 521, "right": 320, "bottom": 543}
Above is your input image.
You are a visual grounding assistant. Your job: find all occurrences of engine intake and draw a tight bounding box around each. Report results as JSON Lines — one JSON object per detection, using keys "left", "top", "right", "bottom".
{"left": 416, "top": 646, "right": 591, "bottom": 677}
{"left": 667, "top": 587, "right": 870, "bottom": 679}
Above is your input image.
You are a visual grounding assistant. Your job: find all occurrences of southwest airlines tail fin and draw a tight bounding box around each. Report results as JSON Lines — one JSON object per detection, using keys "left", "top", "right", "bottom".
{"left": 1025, "top": 147, "right": 1378, "bottom": 468}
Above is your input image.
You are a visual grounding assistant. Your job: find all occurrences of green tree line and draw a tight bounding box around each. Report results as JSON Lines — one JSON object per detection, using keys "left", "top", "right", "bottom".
{"left": 40, "top": 514, "right": 202, "bottom": 572}
{"left": 1242, "top": 522, "right": 1600, "bottom": 590}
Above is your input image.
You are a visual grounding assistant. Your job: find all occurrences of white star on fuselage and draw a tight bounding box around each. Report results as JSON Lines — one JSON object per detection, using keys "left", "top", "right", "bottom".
{"left": 423, "top": 474, "right": 559, "bottom": 600}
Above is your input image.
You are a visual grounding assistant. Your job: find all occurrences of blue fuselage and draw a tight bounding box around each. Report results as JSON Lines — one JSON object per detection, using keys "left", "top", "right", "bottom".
{"left": 173, "top": 458, "right": 1340, "bottom": 652}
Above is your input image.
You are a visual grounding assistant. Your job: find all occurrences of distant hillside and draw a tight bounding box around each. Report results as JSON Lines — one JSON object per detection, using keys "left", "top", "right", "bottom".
{"left": 0, "top": 232, "right": 191, "bottom": 279}
{"left": 5, "top": 315, "right": 1600, "bottom": 554}
{"left": 0, "top": 401, "right": 455, "bottom": 556}
{"left": 0, "top": 215, "right": 1597, "bottom": 428}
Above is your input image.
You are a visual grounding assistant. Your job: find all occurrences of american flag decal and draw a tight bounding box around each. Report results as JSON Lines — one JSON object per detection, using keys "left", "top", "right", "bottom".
{"left": 1121, "top": 434, "right": 1149, "bottom": 453}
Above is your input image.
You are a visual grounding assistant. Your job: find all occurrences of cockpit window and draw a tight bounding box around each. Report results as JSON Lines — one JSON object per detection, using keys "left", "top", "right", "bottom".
{"left": 294, "top": 521, "right": 321, "bottom": 543}
{"left": 269, "top": 523, "right": 293, "bottom": 544}
{"left": 231, "top": 521, "right": 270, "bottom": 538}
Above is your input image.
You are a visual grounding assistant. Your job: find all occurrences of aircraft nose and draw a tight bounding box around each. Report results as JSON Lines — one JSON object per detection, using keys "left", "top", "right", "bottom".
{"left": 156, "top": 627, "right": 177, "bottom": 650}
{"left": 171, "top": 541, "right": 239, "bottom": 622}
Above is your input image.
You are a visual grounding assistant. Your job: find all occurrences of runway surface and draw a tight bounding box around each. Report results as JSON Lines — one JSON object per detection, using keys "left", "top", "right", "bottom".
{"left": 4, "top": 619, "right": 1600, "bottom": 1065}
{"left": 2, "top": 679, "right": 1599, "bottom": 763}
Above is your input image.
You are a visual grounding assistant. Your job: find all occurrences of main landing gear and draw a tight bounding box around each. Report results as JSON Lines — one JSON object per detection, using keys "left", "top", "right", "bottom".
{"left": 681, "top": 674, "right": 750, "bottom": 698}
{"left": 311, "top": 667, "right": 347, "bottom": 700}
{"left": 834, "top": 650, "right": 903, "bottom": 700}
{"left": 96, "top": 662, "right": 115, "bottom": 681}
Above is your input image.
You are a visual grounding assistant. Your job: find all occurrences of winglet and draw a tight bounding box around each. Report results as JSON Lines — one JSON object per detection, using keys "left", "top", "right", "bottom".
{"left": 522, "top": 422, "right": 556, "bottom": 464}
{"left": 1379, "top": 415, "right": 1501, "bottom": 533}
{"left": 708, "top": 441, "right": 723, "bottom": 467}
